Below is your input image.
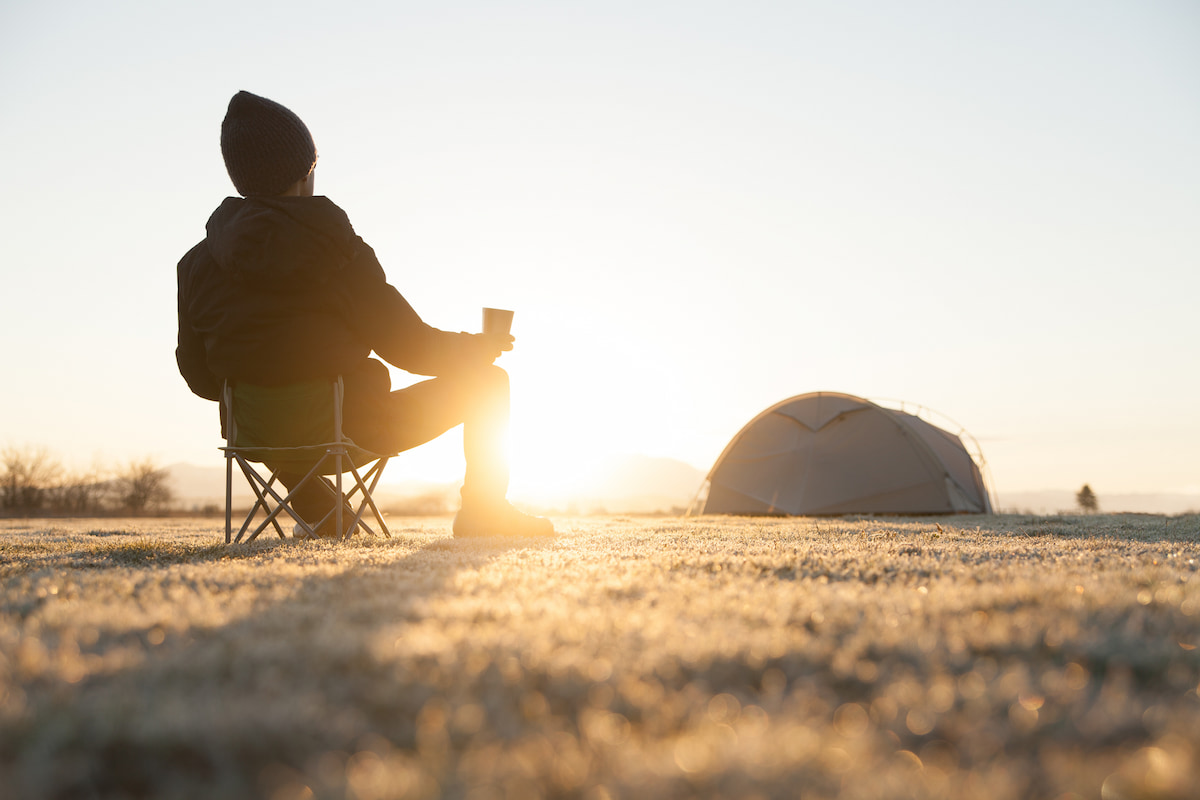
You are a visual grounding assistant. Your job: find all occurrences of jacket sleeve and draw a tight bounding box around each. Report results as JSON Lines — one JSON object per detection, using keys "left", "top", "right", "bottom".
{"left": 176, "top": 247, "right": 222, "bottom": 401}
{"left": 342, "top": 240, "right": 489, "bottom": 377}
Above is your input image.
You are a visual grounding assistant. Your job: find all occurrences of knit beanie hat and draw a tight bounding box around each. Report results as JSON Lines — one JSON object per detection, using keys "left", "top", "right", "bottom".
{"left": 220, "top": 91, "right": 318, "bottom": 196}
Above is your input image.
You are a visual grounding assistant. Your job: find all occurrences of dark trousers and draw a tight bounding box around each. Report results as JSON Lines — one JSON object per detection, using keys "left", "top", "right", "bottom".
{"left": 273, "top": 360, "right": 511, "bottom": 529}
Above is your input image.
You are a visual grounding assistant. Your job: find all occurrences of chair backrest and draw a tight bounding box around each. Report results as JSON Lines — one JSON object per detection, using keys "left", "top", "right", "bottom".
{"left": 223, "top": 377, "right": 375, "bottom": 471}
{"left": 225, "top": 378, "right": 342, "bottom": 450}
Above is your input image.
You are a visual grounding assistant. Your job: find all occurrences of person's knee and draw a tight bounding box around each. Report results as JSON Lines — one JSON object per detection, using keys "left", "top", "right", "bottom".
{"left": 457, "top": 363, "right": 509, "bottom": 419}
{"left": 478, "top": 363, "right": 509, "bottom": 395}
{"left": 449, "top": 362, "right": 508, "bottom": 396}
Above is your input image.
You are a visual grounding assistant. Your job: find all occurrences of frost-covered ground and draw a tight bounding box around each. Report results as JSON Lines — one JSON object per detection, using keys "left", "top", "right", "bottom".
{"left": 1, "top": 514, "right": 1198, "bottom": 799}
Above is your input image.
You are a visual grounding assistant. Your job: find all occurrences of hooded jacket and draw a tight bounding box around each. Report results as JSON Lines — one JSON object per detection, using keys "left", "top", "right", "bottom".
{"left": 176, "top": 196, "right": 481, "bottom": 402}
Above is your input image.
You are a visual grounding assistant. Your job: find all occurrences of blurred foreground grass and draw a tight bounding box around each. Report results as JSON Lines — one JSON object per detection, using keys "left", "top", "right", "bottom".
{"left": 1, "top": 514, "right": 1199, "bottom": 799}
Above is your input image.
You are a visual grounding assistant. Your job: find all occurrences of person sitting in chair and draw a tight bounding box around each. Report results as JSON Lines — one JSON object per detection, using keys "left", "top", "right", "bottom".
{"left": 176, "top": 90, "right": 553, "bottom": 538}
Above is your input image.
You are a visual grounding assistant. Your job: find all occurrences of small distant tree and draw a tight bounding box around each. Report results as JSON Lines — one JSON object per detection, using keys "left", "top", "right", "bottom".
{"left": 114, "top": 459, "right": 174, "bottom": 515}
{"left": 1076, "top": 484, "right": 1098, "bottom": 514}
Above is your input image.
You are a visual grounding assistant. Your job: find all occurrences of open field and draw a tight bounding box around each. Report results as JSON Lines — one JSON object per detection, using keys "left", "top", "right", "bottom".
{"left": 1, "top": 514, "right": 1198, "bottom": 800}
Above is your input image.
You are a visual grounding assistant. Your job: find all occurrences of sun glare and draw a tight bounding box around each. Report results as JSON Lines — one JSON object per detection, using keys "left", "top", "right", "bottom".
{"left": 375, "top": 355, "right": 615, "bottom": 510}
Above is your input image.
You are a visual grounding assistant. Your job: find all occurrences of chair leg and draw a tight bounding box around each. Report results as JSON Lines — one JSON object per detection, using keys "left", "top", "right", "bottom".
{"left": 335, "top": 450, "right": 345, "bottom": 541}
{"left": 225, "top": 452, "right": 234, "bottom": 545}
{"left": 231, "top": 456, "right": 274, "bottom": 543}
{"left": 232, "top": 456, "right": 335, "bottom": 543}
{"left": 223, "top": 446, "right": 392, "bottom": 544}
{"left": 234, "top": 458, "right": 289, "bottom": 543}
{"left": 246, "top": 457, "right": 329, "bottom": 541}
{"left": 354, "top": 458, "right": 392, "bottom": 538}
{"left": 337, "top": 456, "right": 391, "bottom": 539}
{"left": 244, "top": 465, "right": 292, "bottom": 542}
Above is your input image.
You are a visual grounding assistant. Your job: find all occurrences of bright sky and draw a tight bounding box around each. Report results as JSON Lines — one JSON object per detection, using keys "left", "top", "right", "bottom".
{"left": 2, "top": 1, "right": 1197, "bottom": 505}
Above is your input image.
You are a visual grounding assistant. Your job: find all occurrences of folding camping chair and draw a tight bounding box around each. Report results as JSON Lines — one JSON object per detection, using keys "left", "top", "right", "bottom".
{"left": 221, "top": 377, "right": 393, "bottom": 544}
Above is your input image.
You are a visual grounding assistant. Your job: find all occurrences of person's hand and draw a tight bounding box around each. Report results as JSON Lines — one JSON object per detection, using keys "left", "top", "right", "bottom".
{"left": 473, "top": 332, "right": 514, "bottom": 362}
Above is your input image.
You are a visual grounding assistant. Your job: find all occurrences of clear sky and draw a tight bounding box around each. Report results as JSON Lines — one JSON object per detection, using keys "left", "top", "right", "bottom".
{"left": 1, "top": 0, "right": 1197, "bottom": 506}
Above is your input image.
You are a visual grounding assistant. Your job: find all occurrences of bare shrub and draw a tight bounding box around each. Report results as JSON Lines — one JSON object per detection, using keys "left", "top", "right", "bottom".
{"left": 1, "top": 445, "right": 61, "bottom": 513}
{"left": 46, "top": 463, "right": 113, "bottom": 514}
{"left": 114, "top": 459, "right": 174, "bottom": 514}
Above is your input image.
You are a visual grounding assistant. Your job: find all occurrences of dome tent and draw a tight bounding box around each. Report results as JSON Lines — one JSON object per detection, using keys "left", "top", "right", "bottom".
{"left": 694, "top": 392, "right": 992, "bottom": 516}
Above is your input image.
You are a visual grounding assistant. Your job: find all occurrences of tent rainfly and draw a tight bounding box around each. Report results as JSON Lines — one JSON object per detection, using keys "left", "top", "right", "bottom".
{"left": 695, "top": 392, "right": 992, "bottom": 516}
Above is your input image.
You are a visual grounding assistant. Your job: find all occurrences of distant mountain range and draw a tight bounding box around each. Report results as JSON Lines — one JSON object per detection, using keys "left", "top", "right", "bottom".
{"left": 167, "top": 461, "right": 1198, "bottom": 517}
{"left": 536, "top": 453, "right": 708, "bottom": 515}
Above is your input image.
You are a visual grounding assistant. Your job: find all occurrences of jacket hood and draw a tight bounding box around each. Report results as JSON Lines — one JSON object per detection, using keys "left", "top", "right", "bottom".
{"left": 205, "top": 196, "right": 359, "bottom": 289}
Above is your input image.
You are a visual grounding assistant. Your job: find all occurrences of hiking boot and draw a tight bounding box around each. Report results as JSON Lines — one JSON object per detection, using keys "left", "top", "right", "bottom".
{"left": 453, "top": 501, "right": 554, "bottom": 538}
{"left": 316, "top": 505, "right": 362, "bottom": 539}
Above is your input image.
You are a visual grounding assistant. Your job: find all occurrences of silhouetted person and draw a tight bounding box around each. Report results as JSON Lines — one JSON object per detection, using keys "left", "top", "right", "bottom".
{"left": 176, "top": 91, "right": 552, "bottom": 538}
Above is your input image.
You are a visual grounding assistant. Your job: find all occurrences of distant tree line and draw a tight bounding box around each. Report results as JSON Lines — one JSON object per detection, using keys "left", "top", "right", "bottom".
{"left": 1, "top": 445, "right": 173, "bottom": 516}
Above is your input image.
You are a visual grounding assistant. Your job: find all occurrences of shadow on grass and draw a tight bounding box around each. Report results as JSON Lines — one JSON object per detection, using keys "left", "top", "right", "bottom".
{"left": 2, "top": 525, "right": 428, "bottom": 575}
{"left": 1, "top": 531, "right": 557, "bottom": 799}
{"left": 1, "top": 538, "right": 281, "bottom": 578}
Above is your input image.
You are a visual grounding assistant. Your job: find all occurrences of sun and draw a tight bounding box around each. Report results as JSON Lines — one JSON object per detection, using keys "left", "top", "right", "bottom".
{"left": 506, "top": 376, "right": 611, "bottom": 508}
